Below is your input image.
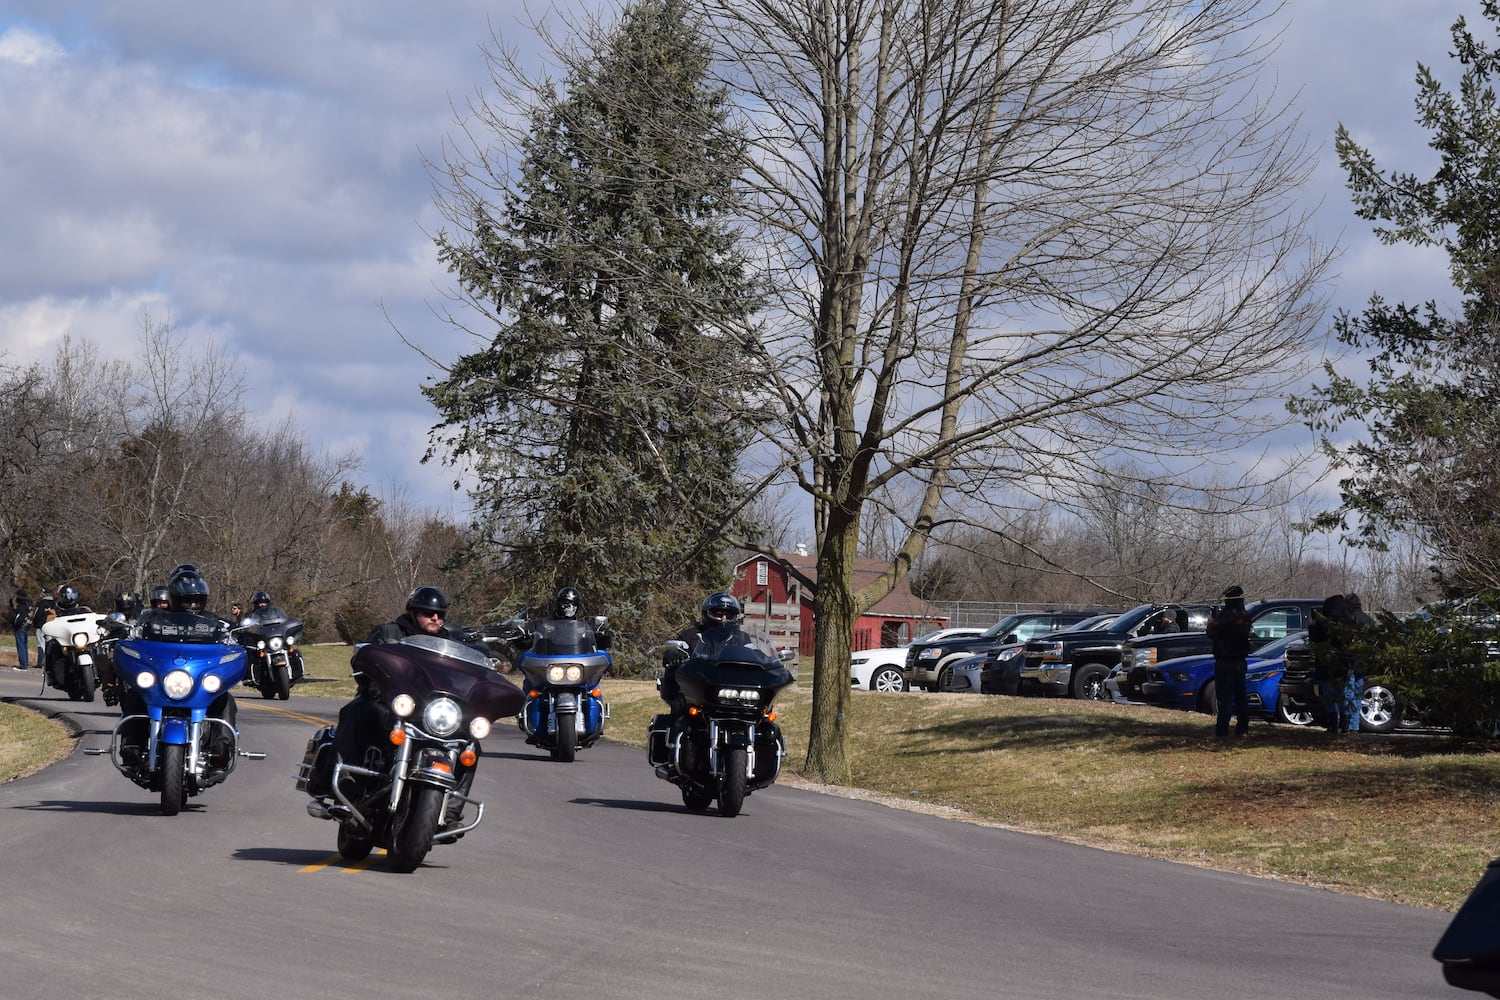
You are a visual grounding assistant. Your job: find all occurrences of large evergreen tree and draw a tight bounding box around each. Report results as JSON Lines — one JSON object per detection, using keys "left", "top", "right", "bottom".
{"left": 425, "top": 0, "right": 765, "bottom": 631}
{"left": 1292, "top": 0, "right": 1500, "bottom": 593}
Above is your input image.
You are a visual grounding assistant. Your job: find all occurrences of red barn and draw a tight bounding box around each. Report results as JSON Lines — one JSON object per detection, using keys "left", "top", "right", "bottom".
{"left": 730, "top": 552, "right": 949, "bottom": 655}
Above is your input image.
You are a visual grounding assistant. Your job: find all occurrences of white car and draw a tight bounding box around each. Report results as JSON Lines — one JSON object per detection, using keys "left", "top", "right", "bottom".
{"left": 851, "top": 627, "right": 984, "bottom": 693}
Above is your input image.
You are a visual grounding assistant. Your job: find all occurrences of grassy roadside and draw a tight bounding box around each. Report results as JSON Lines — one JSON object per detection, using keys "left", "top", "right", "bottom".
{"left": 5, "top": 643, "right": 1497, "bottom": 910}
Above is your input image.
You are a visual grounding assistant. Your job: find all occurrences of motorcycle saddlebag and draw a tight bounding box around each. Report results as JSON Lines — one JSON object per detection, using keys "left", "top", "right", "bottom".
{"left": 295, "top": 726, "right": 337, "bottom": 796}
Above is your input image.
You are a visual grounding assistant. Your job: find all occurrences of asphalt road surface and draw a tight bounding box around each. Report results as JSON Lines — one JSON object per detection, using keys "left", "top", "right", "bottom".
{"left": 0, "top": 671, "right": 1464, "bottom": 999}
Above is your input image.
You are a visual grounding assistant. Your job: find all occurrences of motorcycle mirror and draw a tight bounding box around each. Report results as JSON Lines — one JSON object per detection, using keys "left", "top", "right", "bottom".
{"left": 667, "top": 639, "right": 689, "bottom": 652}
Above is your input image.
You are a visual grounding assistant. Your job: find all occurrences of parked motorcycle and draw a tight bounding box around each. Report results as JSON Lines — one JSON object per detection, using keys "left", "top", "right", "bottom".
{"left": 39, "top": 610, "right": 108, "bottom": 702}
{"left": 83, "top": 613, "right": 264, "bottom": 815}
{"left": 296, "top": 633, "right": 525, "bottom": 872}
{"left": 646, "top": 625, "right": 794, "bottom": 817}
{"left": 236, "top": 607, "right": 305, "bottom": 700}
{"left": 511, "top": 616, "right": 611, "bottom": 762}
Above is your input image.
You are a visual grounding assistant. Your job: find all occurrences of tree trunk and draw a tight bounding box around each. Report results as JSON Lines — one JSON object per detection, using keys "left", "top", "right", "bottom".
{"left": 804, "top": 518, "right": 859, "bottom": 783}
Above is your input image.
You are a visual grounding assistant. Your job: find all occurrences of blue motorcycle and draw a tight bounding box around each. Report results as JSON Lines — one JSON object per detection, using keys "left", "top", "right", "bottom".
{"left": 85, "top": 611, "right": 264, "bottom": 814}
{"left": 511, "top": 617, "right": 611, "bottom": 762}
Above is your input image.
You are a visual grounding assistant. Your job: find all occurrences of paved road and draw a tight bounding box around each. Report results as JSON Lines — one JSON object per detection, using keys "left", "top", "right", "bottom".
{"left": 0, "top": 671, "right": 1464, "bottom": 999}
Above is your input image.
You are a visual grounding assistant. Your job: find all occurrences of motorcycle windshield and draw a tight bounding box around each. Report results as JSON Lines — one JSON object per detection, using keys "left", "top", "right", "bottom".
{"left": 526, "top": 619, "right": 601, "bottom": 656}
{"left": 241, "top": 614, "right": 303, "bottom": 640}
{"left": 137, "top": 610, "right": 234, "bottom": 645}
{"left": 682, "top": 626, "right": 795, "bottom": 693}
{"left": 353, "top": 635, "right": 525, "bottom": 721}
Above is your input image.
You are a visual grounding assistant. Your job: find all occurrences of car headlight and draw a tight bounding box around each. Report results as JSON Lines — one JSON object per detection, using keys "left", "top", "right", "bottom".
{"left": 423, "top": 697, "right": 462, "bottom": 737}
{"left": 391, "top": 694, "right": 416, "bottom": 718}
{"left": 1169, "top": 671, "right": 1192, "bottom": 683}
{"left": 269, "top": 636, "right": 284, "bottom": 651}
{"left": 163, "top": 670, "right": 193, "bottom": 700}
{"left": 1037, "top": 642, "right": 1063, "bottom": 662}
{"left": 469, "top": 717, "right": 491, "bottom": 739}
{"left": 917, "top": 648, "right": 942, "bottom": 661}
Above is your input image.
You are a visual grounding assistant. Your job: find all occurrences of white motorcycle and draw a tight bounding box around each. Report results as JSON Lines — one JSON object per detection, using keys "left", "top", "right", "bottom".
{"left": 39, "top": 611, "right": 108, "bottom": 702}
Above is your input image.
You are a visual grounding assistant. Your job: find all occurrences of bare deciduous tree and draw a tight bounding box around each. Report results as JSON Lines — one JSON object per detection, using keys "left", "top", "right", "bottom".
{"left": 697, "top": 0, "right": 1334, "bottom": 780}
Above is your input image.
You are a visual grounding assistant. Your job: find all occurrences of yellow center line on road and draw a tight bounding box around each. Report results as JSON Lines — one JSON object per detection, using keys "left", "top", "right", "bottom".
{"left": 239, "top": 701, "right": 334, "bottom": 726}
{"left": 299, "top": 850, "right": 386, "bottom": 874}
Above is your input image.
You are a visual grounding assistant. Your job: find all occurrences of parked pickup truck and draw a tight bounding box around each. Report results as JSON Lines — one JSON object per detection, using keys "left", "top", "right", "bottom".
{"left": 1020, "top": 599, "right": 1321, "bottom": 701}
{"left": 903, "top": 610, "right": 1103, "bottom": 693}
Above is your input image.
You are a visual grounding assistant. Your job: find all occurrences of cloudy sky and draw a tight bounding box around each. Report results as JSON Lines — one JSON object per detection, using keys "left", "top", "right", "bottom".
{"left": 0, "top": 0, "right": 1467, "bottom": 515}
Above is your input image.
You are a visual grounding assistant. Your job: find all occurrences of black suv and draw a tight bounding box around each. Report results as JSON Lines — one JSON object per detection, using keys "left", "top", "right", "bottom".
{"left": 1019, "top": 599, "right": 1322, "bottom": 701}
{"left": 903, "top": 610, "right": 1102, "bottom": 693}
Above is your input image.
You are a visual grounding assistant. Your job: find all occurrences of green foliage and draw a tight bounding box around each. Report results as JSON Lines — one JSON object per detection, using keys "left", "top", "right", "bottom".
{"left": 1290, "top": 1, "right": 1500, "bottom": 591}
{"left": 426, "top": 0, "right": 766, "bottom": 634}
{"left": 1345, "top": 601, "right": 1500, "bottom": 738}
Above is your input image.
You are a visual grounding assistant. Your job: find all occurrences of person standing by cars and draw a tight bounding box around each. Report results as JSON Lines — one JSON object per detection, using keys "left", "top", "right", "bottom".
{"left": 9, "top": 588, "right": 32, "bottom": 671}
{"left": 1308, "top": 594, "right": 1354, "bottom": 734}
{"left": 1206, "top": 585, "right": 1253, "bottom": 739}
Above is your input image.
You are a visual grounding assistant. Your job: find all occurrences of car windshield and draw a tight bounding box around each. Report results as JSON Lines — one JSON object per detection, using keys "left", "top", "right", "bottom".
{"left": 979, "top": 615, "right": 1029, "bottom": 639}
{"left": 1077, "top": 614, "right": 1118, "bottom": 630}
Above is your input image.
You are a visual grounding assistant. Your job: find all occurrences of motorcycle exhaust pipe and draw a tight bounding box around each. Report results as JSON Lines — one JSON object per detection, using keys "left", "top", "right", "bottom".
{"left": 306, "top": 800, "right": 351, "bottom": 821}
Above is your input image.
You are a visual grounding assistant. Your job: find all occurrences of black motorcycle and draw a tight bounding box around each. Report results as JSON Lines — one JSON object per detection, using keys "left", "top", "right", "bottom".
{"left": 296, "top": 633, "right": 524, "bottom": 872}
{"left": 236, "top": 607, "right": 305, "bottom": 700}
{"left": 646, "top": 626, "right": 794, "bottom": 817}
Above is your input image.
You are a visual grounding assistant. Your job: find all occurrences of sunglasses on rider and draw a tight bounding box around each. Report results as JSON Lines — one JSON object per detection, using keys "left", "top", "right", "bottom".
{"left": 707, "top": 609, "right": 734, "bottom": 621}
{"left": 415, "top": 609, "right": 446, "bottom": 620}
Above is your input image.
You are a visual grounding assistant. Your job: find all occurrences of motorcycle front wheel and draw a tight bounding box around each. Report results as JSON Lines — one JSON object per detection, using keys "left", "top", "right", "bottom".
{"left": 159, "top": 743, "right": 185, "bottom": 816}
{"left": 718, "top": 746, "right": 748, "bottom": 818}
{"left": 78, "top": 661, "right": 97, "bottom": 703}
{"left": 273, "top": 663, "right": 291, "bottom": 701}
{"left": 389, "top": 785, "right": 442, "bottom": 873}
{"left": 550, "top": 713, "right": 577, "bottom": 763}
{"left": 337, "top": 819, "right": 375, "bottom": 862}
{"left": 681, "top": 785, "right": 714, "bottom": 812}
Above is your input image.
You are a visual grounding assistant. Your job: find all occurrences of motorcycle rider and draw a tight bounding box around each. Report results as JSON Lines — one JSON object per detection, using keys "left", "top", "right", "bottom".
{"left": 249, "top": 591, "right": 272, "bottom": 615}
{"left": 147, "top": 586, "right": 170, "bottom": 612}
{"left": 43, "top": 584, "right": 93, "bottom": 688}
{"left": 113, "top": 589, "right": 142, "bottom": 622}
{"left": 119, "top": 567, "right": 238, "bottom": 770}
{"left": 511, "top": 586, "right": 612, "bottom": 653}
{"left": 660, "top": 591, "right": 743, "bottom": 729}
{"left": 335, "top": 585, "right": 455, "bottom": 774}
{"left": 31, "top": 588, "right": 54, "bottom": 669}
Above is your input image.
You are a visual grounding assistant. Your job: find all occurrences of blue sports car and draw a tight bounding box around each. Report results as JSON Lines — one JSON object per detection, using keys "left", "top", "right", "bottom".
{"left": 1134, "top": 631, "right": 1313, "bottom": 725}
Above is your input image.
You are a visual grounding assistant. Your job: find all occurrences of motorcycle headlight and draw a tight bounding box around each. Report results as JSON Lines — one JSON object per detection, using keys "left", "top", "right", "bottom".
{"left": 469, "top": 717, "right": 491, "bottom": 739}
{"left": 202, "top": 674, "right": 222, "bottom": 694}
{"left": 565, "top": 664, "right": 583, "bottom": 683}
{"left": 718, "top": 687, "right": 762, "bottom": 703}
{"left": 547, "top": 665, "right": 567, "bottom": 684}
{"left": 163, "top": 670, "right": 193, "bottom": 700}
{"left": 423, "top": 697, "right": 462, "bottom": 737}
{"left": 391, "top": 694, "right": 416, "bottom": 718}
{"left": 71, "top": 632, "right": 90, "bottom": 649}
{"left": 269, "top": 636, "right": 284, "bottom": 651}
{"left": 134, "top": 670, "right": 156, "bottom": 689}
{"left": 256, "top": 640, "right": 268, "bottom": 650}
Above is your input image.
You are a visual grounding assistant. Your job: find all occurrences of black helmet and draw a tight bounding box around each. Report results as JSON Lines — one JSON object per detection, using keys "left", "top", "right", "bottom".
{"left": 701, "top": 591, "right": 741, "bottom": 627}
{"left": 251, "top": 590, "right": 271, "bottom": 609}
{"left": 554, "top": 586, "right": 581, "bottom": 620}
{"left": 167, "top": 571, "right": 209, "bottom": 612}
{"left": 405, "top": 586, "right": 449, "bottom": 618}
{"left": 169, "top": 563, "right": 200, "bottom": 581}
{"left": 56, "top": 584, "right": 81, "bottom": 611}
{"left": 149, "top": 586, "right": 170, "bottom": 609}
{"left": 114, "top": 589, "right": 140, "bottom": 615}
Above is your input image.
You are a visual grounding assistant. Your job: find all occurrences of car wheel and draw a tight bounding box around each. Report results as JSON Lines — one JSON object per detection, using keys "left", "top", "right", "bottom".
{"left": 935, "top": 665, "right": 955, "bottom": 692}
{"left": 1071, "top": 663, "right": 1109, "bottom": 701}
{"left": 1360, "top": 682, "right": 1401, "bottom": 734}
{"left": 870, "top": 666, "right": 907, "bottom": 693}
{"left": 1197, "top": 679, "right": 1217, "bottom": 717}
{"left": 1276, "top": 695, "right": 1317, "bottom": 727}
